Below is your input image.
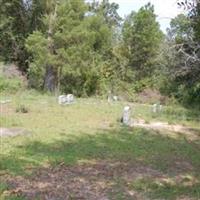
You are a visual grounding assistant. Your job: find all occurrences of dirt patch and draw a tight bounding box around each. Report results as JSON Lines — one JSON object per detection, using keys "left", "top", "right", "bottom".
{"left": 137, "top": 89, "right": 167, "bottom": 104}
{"left": 132, "top": 120, "right": 200, "bottom": 142}
{"left": 0, "top": 103, "right": 14, "bottom": 115}
{"left": 3, "top": 159, "right": 197, "bottom": 200}
{"left": 2, "top": 64, "right": 25, "bottom": 79}
{"left": 0, "top": 128, "right": 31, "bottom": 137}
{"left": 0, "top": 63, "right": 27, "bottom": 86}
{"left": 2, "top": 161, "right": 163, "bottom": 200}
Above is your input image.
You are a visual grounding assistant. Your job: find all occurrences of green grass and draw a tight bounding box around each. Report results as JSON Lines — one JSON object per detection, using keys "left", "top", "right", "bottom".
{"left": 0, "top": 183, "right": 8, "bottom": 195}
{"left": 131, "top": 177, "right": 200, "bottom": 199}
{"left": 0, "top": 183, "right": 25, "bottom": 200}
{"left": 133, "top": 103, "right": 200, "bottom": 128}
{"left": 0, "top": 91, "right": 200, "bottom": 199}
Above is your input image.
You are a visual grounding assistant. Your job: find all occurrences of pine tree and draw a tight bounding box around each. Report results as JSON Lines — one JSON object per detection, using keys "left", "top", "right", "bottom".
{"left": 26, "top": 0, "right": 116, "bottom": 95}
{"left": 122, "top": 3, "right": 163, "bottom": 80}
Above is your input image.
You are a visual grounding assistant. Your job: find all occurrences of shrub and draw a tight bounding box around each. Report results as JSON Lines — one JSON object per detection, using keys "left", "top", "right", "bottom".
{"left": 0, "top": 75, "right": 23, "bottom": 93}
{"left": 16, "top": 105, "right": 29, "bottom": 113}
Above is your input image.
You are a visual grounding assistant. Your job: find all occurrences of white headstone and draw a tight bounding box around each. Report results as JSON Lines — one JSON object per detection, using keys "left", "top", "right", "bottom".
{"left": 122, "top": 106, "right": 131, "bottom": 125}
{"left": 66, "top": 94, "right": 74, "bottom": 103}
{"left": 159, "top": 105, "right": 163, "bottom": 112}
{"left": 58, "top": 95, "right": 66, "bottom": 105}
{"left": 152, "top": 103, "right": 162, "bottom": 113}
{"left": 0, "top": 100, "right": 11, "bottom": 104}
{"left": 58, "top": 94, "right": 74, "bottom": 105}
{"left": 113, "top": 96, "right": 118, "bottom": 101}
{"left": 152, "top": 104, "right": 157, "bottom": 113}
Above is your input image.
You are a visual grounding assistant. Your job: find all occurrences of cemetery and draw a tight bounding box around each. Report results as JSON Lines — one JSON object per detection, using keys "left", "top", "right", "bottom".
{"left": 0, "top": 0, "right": 200, "bottom": 199}
{"left": 0, "top": 90, "right": 200, "bottom": 200}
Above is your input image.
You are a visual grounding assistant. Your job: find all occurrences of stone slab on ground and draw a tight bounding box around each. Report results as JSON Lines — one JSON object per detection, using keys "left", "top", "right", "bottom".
{"left": 0, "top": 128, "right": 31, "bottom": 137}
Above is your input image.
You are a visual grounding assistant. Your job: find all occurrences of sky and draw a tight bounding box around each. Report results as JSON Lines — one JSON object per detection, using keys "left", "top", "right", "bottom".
{"left": 105, "top": 0, "right": 184, "bottom": 32}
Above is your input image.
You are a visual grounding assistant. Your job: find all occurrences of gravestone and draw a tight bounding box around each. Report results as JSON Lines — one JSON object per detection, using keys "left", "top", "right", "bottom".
{"left": 58, "top": 94, "right": 74, "bottom": 105}
{"left": 66, "top": 94, "right": 74, "bottom": 103}
{"left": 58, "top": 95, "right": 66, "bottom": 105}
{"left": 0, "top": 99, "right": 11, "bottom": 104}
{"left": 159, "top": 104, "right": 163, "bottom": 112}
{"left": 107, "top": 91, "right": 118, "bottom": 102}
{"left": 152, "top": 104, "right": 157, "bottom": 113}
{"left": 122, "top": 106, "right": 131, "bottom": 125}
{"left": 152, "top": 103, "right": 162, "bottom": 113}
{"left": 113, "top": 96, "right": 118, "bottom": 101}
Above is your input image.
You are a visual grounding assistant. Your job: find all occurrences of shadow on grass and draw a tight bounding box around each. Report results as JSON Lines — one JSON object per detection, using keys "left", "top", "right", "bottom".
{"left": 1, "top": 126, "right": 200, "bottom": 199}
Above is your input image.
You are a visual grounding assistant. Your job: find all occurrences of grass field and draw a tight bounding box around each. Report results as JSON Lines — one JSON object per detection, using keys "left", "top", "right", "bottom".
{"left": 0, "top": 91, "right": 200, "bottom": 199}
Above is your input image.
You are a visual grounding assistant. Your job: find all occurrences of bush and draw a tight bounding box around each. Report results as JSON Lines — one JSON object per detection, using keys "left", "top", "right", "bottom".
{"left": 16, "top": 105, "right": 29, "bottom": 113}
{"left": 0, "top": 75, "right": 23, "bottom": 93}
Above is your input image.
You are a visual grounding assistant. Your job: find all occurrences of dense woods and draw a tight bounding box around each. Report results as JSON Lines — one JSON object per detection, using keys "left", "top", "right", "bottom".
{"left": 0, "top": 0, "right": 199, "bottom": 107}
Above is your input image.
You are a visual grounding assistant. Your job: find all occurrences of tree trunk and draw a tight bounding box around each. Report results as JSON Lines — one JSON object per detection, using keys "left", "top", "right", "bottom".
{"left": 44, "top": 65, "right": 57, "bottom": 92}
{"left": 44, "top": 1, "right": 58, "bottom": 92}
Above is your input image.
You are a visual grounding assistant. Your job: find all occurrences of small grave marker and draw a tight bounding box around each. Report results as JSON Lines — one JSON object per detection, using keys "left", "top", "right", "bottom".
{"left": 152, "top": 103, "right": 162, "bottom": 113}
{"left": 122, "top": 106, "right": 131, "bottom": 125}
{"left": 58, "top": 94, "right": 74, "bottom": 105}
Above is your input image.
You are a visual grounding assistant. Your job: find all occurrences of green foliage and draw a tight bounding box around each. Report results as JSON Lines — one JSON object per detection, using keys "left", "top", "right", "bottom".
{"left": 25, "top": 0, "right": 117, "bottom": 95}
{"left": 0, "top": 75, "right": 22, "bottom": 93}
{"left": 26, "top": 31, "right": 48, "bottom": 89}
{"left": 89, "top": 0, "right": 122, "bottom": 27}
{"left": 0, "top": 0, "right": 199, "bottom": 108}
{"left": 193, "top": 2, "right": 200, "bottom": 41}
{"left": 159, "top": 12, "right": 200, "bottom": 108}
{"left": 167, "top": 14, "right": 193, "bottom": 43}
{"left": 0, "top": 0, "right": 31, "bottom": 70}
{"left": 133, "top": 78, "right": 155, "bottom": 93}
{"left": 122, "top": 3, "right": 164, "bottom": 79}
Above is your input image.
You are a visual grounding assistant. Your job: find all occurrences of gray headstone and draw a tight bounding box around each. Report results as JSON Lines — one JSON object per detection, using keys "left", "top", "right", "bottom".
{"left": 122, "top": 106, "right": 131, "bottom": 125}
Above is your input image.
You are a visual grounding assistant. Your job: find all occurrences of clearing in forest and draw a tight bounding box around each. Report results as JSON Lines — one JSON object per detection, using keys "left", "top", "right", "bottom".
{"left": 0, "top": 92, "right": 200, "bottom": 200}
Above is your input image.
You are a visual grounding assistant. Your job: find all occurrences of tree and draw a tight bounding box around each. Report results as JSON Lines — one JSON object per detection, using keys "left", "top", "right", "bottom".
{"left": 176, "top": 1, "right": 200, "bottom": 106}
{"left": 160, "top": 2, "right": 200, "bottom": 107}
{"left": 26, "top": 0, "right": 117, "bottom": 95}
{"left": 26, "top": 0, "right": 86, "bottom": 92}
{"left": 0, "top": 0, "right": 29, "bottom": 70}
{"left": 167, "top": 14, "right": 193, "bottom": 43}
{"left": 89, "top": 0, "right": 122, "bottom": 28}
{"left": 122, "top": 3, "right": 163, "bottom": 80}
{"left": 0, "top": 0, "right": 50, "bottom": 71}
